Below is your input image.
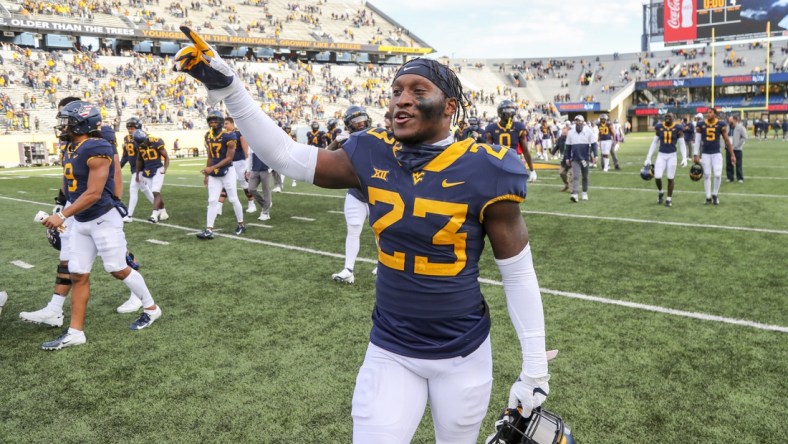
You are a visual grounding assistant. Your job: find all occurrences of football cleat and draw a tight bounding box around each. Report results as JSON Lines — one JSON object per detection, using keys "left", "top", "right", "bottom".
{"left": 705, "top": 198, "right": 712, "bottom": 205}
{"left": 42, "top": 329, "right": 87, "bottom": 350}
{"left": 147, "top": 213, "right": 158, "bottom": 223}
{"left": 640, "top": 164, "right": 654, "bottom": 181}
{"left": 158, "top": 209, "right": 169, "bottom": 221}
{"left": 581, "top": 192, "right": 588, "bottom": 201}
{"left": 712, "top": 195, "right": 719, "bottom": 205}
{"left": 665, "top": 199, "right": 673, "bottom": 207}
{"left": 658, "top": 192, "right": 664, "bottom": 205}
{"left": 689, "top": 163, "right": 704, "bottom": 181}
{"left": 196, "top": 228, "right": 214, "bottom": 240}
{"left": 117, "top": 294, "right": 143, "bottom": 313}
{"left": 291, "top": 180, "right": 297, "bottom": 187}
{"left": 332, "top": 268, "right": 355, "bottom": 284}
{"left": 272, "top": 186, "right": 282, "bottom": 193}
{"left": 246, "top": 204, "right": 257, "bottom": 214}
{"left": 258, "top": 212, "right": 270, "bottom": 221}
{"left": 235, "top": 223, "right": 246, "bottom": 236}
{"left": 19, "top": 307, "right": 64, "bottom": 327}
{"left": 130, "top": 306, "right": 162, "bottom": 330}
{"left": 485, "top": 406, "right": 576, "bottom": 444}
{"left": 570, "top": 194, "right": 578, "bottom": 203}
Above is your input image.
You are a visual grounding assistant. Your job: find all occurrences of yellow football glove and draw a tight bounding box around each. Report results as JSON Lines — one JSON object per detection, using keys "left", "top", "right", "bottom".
{"left": 173, "top": 26, "right": 234, "bottom": 90}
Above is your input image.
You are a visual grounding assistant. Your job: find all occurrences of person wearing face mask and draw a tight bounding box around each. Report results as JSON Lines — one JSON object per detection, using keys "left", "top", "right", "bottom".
{"left": 564, "top": 115, "right": 597, "bottom": 202}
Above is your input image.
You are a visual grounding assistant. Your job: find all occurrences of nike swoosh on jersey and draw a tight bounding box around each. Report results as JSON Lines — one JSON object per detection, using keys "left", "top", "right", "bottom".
{"left": 441, "top": 179, "right": 465, "bottom": 188}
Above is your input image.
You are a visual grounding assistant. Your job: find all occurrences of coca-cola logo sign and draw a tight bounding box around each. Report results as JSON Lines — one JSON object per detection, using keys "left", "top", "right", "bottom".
{"left": 666, "top": 0, "right": 681, "bottom": 30}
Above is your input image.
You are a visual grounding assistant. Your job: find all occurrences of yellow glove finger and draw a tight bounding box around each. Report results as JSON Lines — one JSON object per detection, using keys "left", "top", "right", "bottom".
{"left": 180, "top": 26, "right": 215, "bottom": 59}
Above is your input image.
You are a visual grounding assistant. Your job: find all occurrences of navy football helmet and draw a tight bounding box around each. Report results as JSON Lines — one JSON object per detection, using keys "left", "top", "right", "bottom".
{"left": 132, "top": 129, "right": 148, "bottom": 145}
{"left": 206, "top": 110, "right": 224, "bottom": 127}
{"left": 47, "top": 228, "right": 61, "bottom": 251}
{"left": 344, "top": 106, "right": 371, "bottom": 133}
{"left": 126, "top": 117, "right": 143, "bottom": 130}
{"left": 327, "top": 118, "right": 338, "bottom": 131}
{"left": 56, "top": 101, "right": 102, "bottom": 141}
{"left": 498, "top": 100, "right": 517, "bottom": 125}
{"left": 310, "top": 121, "right": 320, "bottom": 131}
{"left": 640, "top": 164, "right": 655, "bottom": 181}
{"left": 486, "top": 406, "right": 576, "bottom": 444}
{"left": 468, "top": 116, "right": 480, "bottom": 131}
{"left": 689, "top": 163, "right": 704, "bottom": 181}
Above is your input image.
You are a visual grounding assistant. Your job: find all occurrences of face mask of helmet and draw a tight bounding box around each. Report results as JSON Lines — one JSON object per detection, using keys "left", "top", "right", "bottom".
{"left": 348, "top": 115, "right": 369, "bottom": 133}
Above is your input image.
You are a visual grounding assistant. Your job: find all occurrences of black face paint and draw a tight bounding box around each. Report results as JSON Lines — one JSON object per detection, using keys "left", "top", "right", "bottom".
{"left": 415, "top": 96, "right": 443, "bottom": 122}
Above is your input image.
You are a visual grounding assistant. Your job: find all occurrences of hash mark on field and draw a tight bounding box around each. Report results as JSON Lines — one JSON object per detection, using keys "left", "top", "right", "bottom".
{"left": 291, "top": 216, "right": 315, "bottom": 221}
{"left": 11, "top": 260, "right": 34, "bottom": 269}
{"left": 17, "top": 191, "right": 27, "bottom": 194}
{"left": 146, "top": 239, "right": 170, "bottom": 245}
{"left": 247, "top": 223, "right": 272, "bottom": 228}
{"left": 523, "top": 210, "right": 788, "bottom": 235}
{"left": 328, "top": 210, "right": 344, "bottom": 214}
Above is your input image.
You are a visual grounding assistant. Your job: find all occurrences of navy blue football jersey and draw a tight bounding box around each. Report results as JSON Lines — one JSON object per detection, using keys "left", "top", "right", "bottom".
{"left": 598, "top": 122, "right": 614, "bottom": 141}
{"left": 343, "top": 128, "right": 528, "bottom": 359}
{"left": 138, "top": 136, "right": 166, "bottom": 178}
{"left": 232, "top": 130, "right": 246, "bottom": 161}
{"left": 121, "top": 134, "right": 141, "bottom": 173}
{"left": 460, "top": 127, "right": 486, "bottom": 143}
{"left": 205, "top": 129, "right": 238, "bottom": 177}
{"left": 655, "top": 122, "right": 684, "bottom": 154}
{"left": 683, "top": 122, "right": 695, "bottom": 142}
{"left": 63, "top": 138, "right": 116, "bottom": 222}
{"left": 484, "top": 121, "right": 527, "bottom": 149}
{"left": 697, "top": 119, "right": 727, "bottom": 154}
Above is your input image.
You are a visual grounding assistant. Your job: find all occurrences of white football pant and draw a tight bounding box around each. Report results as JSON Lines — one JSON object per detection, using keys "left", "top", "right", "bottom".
{"left": 654, "top": 152, "right": 677, "bottom": 180}
{"left": 701, "top": 152, "right": 723, "bottom": 198}
{"left": 127, "top": 174, "right": 154, "bottom": 217}
{"left": 207, "top": 168, "right": 243, "bottom": 226}
{"left": 352, "top": 337, "right": 493, "bottom": 444}
{"left": 67, "top": 210, "right": 128, "bottom": 274}
{"left": 343, "top": 193, "right": 368, "bottom": 271}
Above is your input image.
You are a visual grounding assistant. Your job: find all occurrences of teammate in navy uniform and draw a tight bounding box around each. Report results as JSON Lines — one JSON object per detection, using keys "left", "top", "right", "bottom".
{"left": 120, "top": 117, "right": 155, "bottom": 221}
{"left": 694, "top": 108, "right": 735, "bottom": 205}
{"left": 176, "top": 30, "right": 550, "bottom": 443}
{"left": 39, "top": 101, "right": 161, "bottom": 350}
{"left": 598, "top": 114, "right": 619, "bottom": 171}
{"left": 197, "top": 110, "right": 246, "bottom": 239}
{"left": 460, "top": 116, "right": 486, "bottom": 143}
{"left": 223, "top": 117, "right": 257, "bottom": 214}
{"left": 485, "top": 100, "right": 536, "bottom": 182}
{"left": 325, "top": 118, "right": 342, "bottom": 145}
{"left": 328, "top": 105, "right": 374, "bottom": 284}
{"left": 134, "top": 130, "right": 169, "bottom": 222}
{"left": 644, "top": 113, "right": 687, "bottom": 207}
{"left": 306, "top": 120, "right": 327, "bottom": 148}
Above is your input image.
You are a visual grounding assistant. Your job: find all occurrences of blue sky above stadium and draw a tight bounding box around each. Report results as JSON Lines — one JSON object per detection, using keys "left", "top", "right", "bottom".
{"left": 375, "top": 0, "right": 644, "bottom": 59}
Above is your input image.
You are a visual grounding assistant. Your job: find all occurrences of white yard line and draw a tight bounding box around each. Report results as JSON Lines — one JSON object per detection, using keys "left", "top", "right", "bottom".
{"left": 10, "top": 260, "right": 34, "bottom": 269}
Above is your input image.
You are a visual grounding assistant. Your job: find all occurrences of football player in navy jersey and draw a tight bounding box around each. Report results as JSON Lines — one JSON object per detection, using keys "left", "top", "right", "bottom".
{"left": 197, "top": 110, "right": 246, "bottom": 239}
{"left": 133, "top": 130, "right": 169, "bottom": 223}
{"left": 223, "top": 117, "right": 257, "bottom": 214}
{"left": 120, "top": 117, "right": 155, "bottom": 221}
{"left": 38, "top": 100, "right": 161, "bottom": 350}
{"left": 598, "top": 114, "right": 619, "bottom": 171}
{"left": 176, "top": 29, "right": 550, "bottom": 443}
{"left": 307, "top": 120, "right": 327, "bottom": 148}
{"left": 694, "top": 108, "right": 735, "bottom": 205}
{"left": 644, "top": 113, "right": 687, "bottom": 207}
{"left": 328, "top": 105, "right": 373, "bottom": 284}
{"left": 461, "top": 116, "right": 486, "bottom": 143}
{"left": 325, "top": 118, "right": 342, "bottom": 145}
{"left": 485, "top": 100, "right": 536, "bottom": 182}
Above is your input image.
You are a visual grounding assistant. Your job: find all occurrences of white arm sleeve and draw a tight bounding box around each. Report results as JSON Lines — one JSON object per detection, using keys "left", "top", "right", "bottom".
{"left": 495, "top": 244, "right": 548, "bottom": 378}
{"left": 679, "top": 138, "right": 687, "bottom": 163}
{"left": 646, "top": 136, "right": 658, "bottom": 163}
{"left": 210, "top": 79, "right": 318, "bottom": 183}
{"left": 245, "top": 152, "right": 252, "bottom": 172}
{"left": 694, "top": 133, "right": 701, "bottom": 156}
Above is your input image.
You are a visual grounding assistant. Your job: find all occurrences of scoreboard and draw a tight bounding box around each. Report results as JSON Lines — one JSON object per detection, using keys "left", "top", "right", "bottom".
{"left": 663, "top": 0, "right": 787, "bottom": 45}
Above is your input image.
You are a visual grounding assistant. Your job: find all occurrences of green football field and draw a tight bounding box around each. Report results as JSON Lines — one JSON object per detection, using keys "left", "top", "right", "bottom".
{"left": 0, "top": 133, "right": 786, "bottom": 443}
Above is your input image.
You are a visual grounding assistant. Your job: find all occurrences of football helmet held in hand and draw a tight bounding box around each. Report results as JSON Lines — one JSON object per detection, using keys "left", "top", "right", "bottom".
{"left": 689, "top": 163, "right": 703, "bottom": 181}
{"left": 640, "top": 164, "right": 654, "bottom": 181}
{"left": 486, "top": 406, "right": 576, "bottom": 444}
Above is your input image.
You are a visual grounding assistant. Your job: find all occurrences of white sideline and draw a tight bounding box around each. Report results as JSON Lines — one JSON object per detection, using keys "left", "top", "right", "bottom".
{"left": 2, "top": 195, "right": 786, "bottom": 333}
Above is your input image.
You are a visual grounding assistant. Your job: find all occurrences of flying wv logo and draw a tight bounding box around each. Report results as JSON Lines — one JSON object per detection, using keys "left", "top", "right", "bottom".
{"left": 412, "top": 171, "right": 424, "bottom": 185}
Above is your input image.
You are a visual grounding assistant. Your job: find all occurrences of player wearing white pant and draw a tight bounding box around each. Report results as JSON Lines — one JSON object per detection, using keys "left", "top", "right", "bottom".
{"left": 328, "top": 105, "right": 374, "bottom": 284}
{"left": 694, "top": 108, "right": 735, "bottom": 205}
{"left": 134, "top": 130, "right": 169, "bottom": 223}
{"left": 39, "top": 100, "right": 161, "bottom": 350}
{"left": 175, "top": 36, "right": 550, "bottom": 444}
{"left": 645, "top": 113, "right": 687, "bottom": 207}
{"left": 224, "top": 117, "right": 256, "bottom": 213}
{"left": 120, "top": 117, "right": 154, "bottom": 221}
{"left": 197, "top": 110, "right": 246, "bottom": 239}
